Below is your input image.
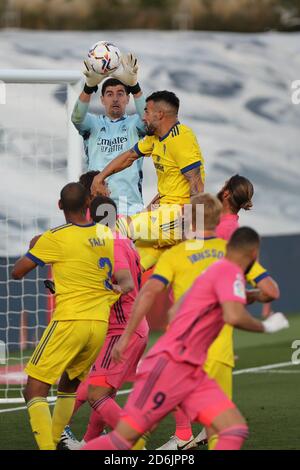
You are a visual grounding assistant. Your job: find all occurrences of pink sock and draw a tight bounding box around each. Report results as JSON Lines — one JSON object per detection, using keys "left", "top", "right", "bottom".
{"left": 73, "top": 380, "right": 88, "bottom": 415}
{"left": 84, "top": 410, "right": 105, "bottom": 442}
{"left": 214, "top": 425, "right": 249, "bottom": 450}
{"left": 173, "top": 408, "right": 193, "bottom": 441}
{"left": 91, "top": 395, "right": 121, "bottom": 430}
{"left": 81, "top": 430, "right": 132, "bottom": 450}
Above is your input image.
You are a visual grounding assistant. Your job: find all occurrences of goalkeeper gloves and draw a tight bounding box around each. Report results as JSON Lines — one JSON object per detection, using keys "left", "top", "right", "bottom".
{"left": 83, "top": 60, "right": 107, "bottom": 94}
{"left": 112, "top": 52, "right": 141, "bottom": 93}
{"left": 262, "top": 312, "right": 289, "bottom": 333}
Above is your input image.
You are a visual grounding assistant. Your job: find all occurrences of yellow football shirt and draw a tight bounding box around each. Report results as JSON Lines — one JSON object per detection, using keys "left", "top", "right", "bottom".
{"left": 152, "top": 239, "right": 269, "bottom": 367}
{"left": 152, "top": 237, "right": 227, "bottom": 302}
{"left": 26, "top": 222, "right": 117, "bottom": 321}
{"left": 134, "top": 122, "right": 205, "bottom": 205}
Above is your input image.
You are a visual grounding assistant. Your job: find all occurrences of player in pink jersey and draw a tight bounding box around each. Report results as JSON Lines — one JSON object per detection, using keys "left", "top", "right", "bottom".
{"left": 216, "top": 174, "right": 253, "bottom": 240}
{"left": 82, "top": 227, "right": 289, "bottom": 450}
{"left": 216, "top": 174, "right": 277, "bottom": 316}
{"left": 59, "top": 194, "right": 148, "bottom": 450}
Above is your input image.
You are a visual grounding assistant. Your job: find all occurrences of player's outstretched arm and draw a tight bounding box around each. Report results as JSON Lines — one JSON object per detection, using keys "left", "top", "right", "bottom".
{"left": 111, "top": 279, "right": 165, "bottom": 362}
{"left": 91, "top": 148, "right": 139, "bottom": 194}
{"left": 222, "top": 301, "right": 289, "bottom": 333}
{"left": 183, "top": 167, "right": 204, "bottom": 196}
{"left": 12, "top": 256, "right": 37, "bottom": 280}
{"left": 255, "top": 276, "right": 280, "bottom": 302}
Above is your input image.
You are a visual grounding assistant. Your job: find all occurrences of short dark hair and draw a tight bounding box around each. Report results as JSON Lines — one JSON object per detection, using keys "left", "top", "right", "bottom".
{"left": 146, "top": 90, "right": 180, "bottom": 113}
{"left": 101, "top": 78, "right": 129, "bottom": 96}
{"left": 90, "top": 195, "right": 117, "bottom": 229}
{"left": 227, "top": 227, "right": 260, "bottom": 251}
{"left": 79, "top": 171, "right": 100, "bottom": 194}
{"left": 60, "top": 182, "right": 89, "bottom": 212}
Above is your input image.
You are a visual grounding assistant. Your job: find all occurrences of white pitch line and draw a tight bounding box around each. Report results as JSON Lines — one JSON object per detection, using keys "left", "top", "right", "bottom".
{"left": 1, "top": 361, "right": 299, "bottom": 414}
{"left": 232, "top": 361, "right": 299, "bottom": 375}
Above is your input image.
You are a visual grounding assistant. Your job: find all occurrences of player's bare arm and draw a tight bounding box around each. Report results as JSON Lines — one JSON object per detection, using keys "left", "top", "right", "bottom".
{"left": 91, "top": 148, "right": 139, "bottom": 194}
{"left": 256, "top": 277, "right": 280, "bottom": 301}
{"left": 183, "top": 167, "right": 204, "bottom": 196}
{"left": 222, "top": 301, "right": 265, "bottom": 331}
{"left": 12, "top": 257, "right": 37, "bottom": 280}
{"left": 113, "top": 269, "right": 135, "bottom": 295}
{"left": 112, "top": 279, "right": 165, "bottom": 362}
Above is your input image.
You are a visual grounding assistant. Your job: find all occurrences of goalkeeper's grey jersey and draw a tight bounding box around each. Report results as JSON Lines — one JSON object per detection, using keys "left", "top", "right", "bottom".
{"left": 72, "top": 95, "right": 146, "bottom": 215}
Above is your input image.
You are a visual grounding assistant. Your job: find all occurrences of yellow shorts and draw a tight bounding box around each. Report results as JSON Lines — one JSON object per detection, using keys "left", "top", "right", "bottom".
{"left": 25, "top": 319, "right": 108, "bottom": 385}
{"left": 203, "top": 357, "right": 233, "bottom": 399}
{"left": 119, "top": 205, "right": 183, "bottom": 248}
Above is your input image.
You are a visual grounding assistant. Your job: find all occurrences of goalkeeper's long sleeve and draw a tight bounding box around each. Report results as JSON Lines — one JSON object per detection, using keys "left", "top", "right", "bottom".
{"left": 133, "top": 94, "right": 146, "bottom": 134}
{"left": 71, "top": 97, "right": 95, "bottom": 133}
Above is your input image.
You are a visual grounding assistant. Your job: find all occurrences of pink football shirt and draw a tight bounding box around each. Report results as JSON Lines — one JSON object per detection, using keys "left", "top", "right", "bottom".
{"left": 147, "top": 259, "right": 246, "bottom": 366}
{"left": 216, "top": 214, "right": 239, "bottom": 241}
{"left": 110, "top": 236, "right": 149, "bottom": 338}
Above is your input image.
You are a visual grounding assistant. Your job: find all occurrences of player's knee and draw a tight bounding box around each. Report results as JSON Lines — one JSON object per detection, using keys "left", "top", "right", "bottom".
{"left": 87, "top": 383, "right": 113, "bottom": 405}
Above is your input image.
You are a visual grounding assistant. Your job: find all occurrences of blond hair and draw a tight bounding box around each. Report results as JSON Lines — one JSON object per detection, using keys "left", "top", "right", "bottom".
{"left": 191, "top": 193, "right": 222, "bottom": 231}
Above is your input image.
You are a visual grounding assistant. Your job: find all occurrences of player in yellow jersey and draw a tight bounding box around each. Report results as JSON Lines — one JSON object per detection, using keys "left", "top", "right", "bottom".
{"left": 12, "top": 182, "right": 117, "bottom": 450}
{"left": 91, "top": 90, "right": 205, "bottom": 269}
{"left": 111, "top": 193, "right": 280, "bottom": 451}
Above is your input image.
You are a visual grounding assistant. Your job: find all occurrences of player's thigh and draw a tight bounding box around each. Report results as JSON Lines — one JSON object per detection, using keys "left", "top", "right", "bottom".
{"left": 66, "top": 320, "right": 108, "bottom": 382}
{"left": 89, "top": 332, "right": 147, "bottom": 390}
{"left": 130, "top": 205, "right": 181, "bottom": 245}
{"left": 204, "top": 358, "right": 233, "bottom": 399}
{"left": 123, "top": 354, "right": 198, "bottom": 434}
{"left": 25, "top": 320, "right": 91, "bottom": 385}
{"left": 182, "top": 372, "right": 237, "bottom": 429}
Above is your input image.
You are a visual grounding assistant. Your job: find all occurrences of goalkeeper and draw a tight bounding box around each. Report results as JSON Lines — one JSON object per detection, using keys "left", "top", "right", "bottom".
{"left": 72, "top": 52, "right": 145, "bottom": 215}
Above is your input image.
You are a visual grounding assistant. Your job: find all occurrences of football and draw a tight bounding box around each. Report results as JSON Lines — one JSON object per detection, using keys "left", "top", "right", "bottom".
{"left": 87, "top": 40, "right": 121, "bottom": 75}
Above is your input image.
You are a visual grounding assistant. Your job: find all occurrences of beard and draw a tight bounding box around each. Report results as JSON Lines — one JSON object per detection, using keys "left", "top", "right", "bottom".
{"left": 145, "top": 123, "right": 156, "bottom": 136}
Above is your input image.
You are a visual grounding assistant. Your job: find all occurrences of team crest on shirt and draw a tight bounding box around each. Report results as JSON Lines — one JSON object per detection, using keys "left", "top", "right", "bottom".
{"left": 100, "top": 127, "right": 106, "bottom": 132}
{"left": 233, "top": 274, "right": 246, "bottom": 299}
{"left": 121, "top": 124, "right": 127, "bottom": 133}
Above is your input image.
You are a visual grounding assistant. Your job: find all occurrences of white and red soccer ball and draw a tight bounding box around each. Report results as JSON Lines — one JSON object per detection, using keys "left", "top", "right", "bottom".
{"left": 87, "top": 41, "right": 121, "bottom": 75}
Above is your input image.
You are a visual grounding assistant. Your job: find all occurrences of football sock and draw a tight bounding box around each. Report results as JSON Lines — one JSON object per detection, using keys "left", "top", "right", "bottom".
{"left": 84, "top": 410, "right": 105, "bottom": 442}
{"left": 52, "top": 391, "right": 76, "bottom": 445}
{"left": 214, "top": 425, "right": 249, "bottom": 450}
{"left": 132, "top": 433, "right": 149, "bottom": 450}
{"left": 90, "top": 395, "right": 121, "bottom": 429}
{"left": 208, "top": 434, "right": 218, "bottom": 450}
{"left": 174, "top": 408, "right": 193, "bottom": 441}
{"left": 81, "top": 430, "right": 132, "bottom": 450}
{"left": 27, "top": 397, "right": 55, "bottom": 450}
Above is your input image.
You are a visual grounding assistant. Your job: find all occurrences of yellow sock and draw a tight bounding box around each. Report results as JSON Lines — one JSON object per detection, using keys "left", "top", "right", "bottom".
{"left": 27, "top": 397, "right": 55, "bottom": 450}
{"left": 208, "top": 434, "right": 218, "bottom": 450}
{"left": 52, "top": 391, "right": 76, "bottom": 445}
{"left": 132, "top": 432, "right": 150, "bottom": 450}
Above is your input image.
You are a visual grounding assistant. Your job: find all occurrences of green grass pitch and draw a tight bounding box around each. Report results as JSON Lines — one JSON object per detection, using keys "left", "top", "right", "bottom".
{"left": 0, "top": 314, "right": 299, "bottom": 450}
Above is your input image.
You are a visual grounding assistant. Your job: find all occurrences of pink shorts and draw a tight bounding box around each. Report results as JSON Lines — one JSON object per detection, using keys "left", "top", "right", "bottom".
{"left": 122, "top": 352, "right": 235, "bottom": 433}
{"left": 88, "top": 331, "right": 148, "bottom": 390}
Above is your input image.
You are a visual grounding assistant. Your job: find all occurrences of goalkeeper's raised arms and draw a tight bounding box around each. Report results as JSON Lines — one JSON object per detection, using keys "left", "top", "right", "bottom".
{"left": 91, "top": 148, "right": 139, "bottom": 195}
